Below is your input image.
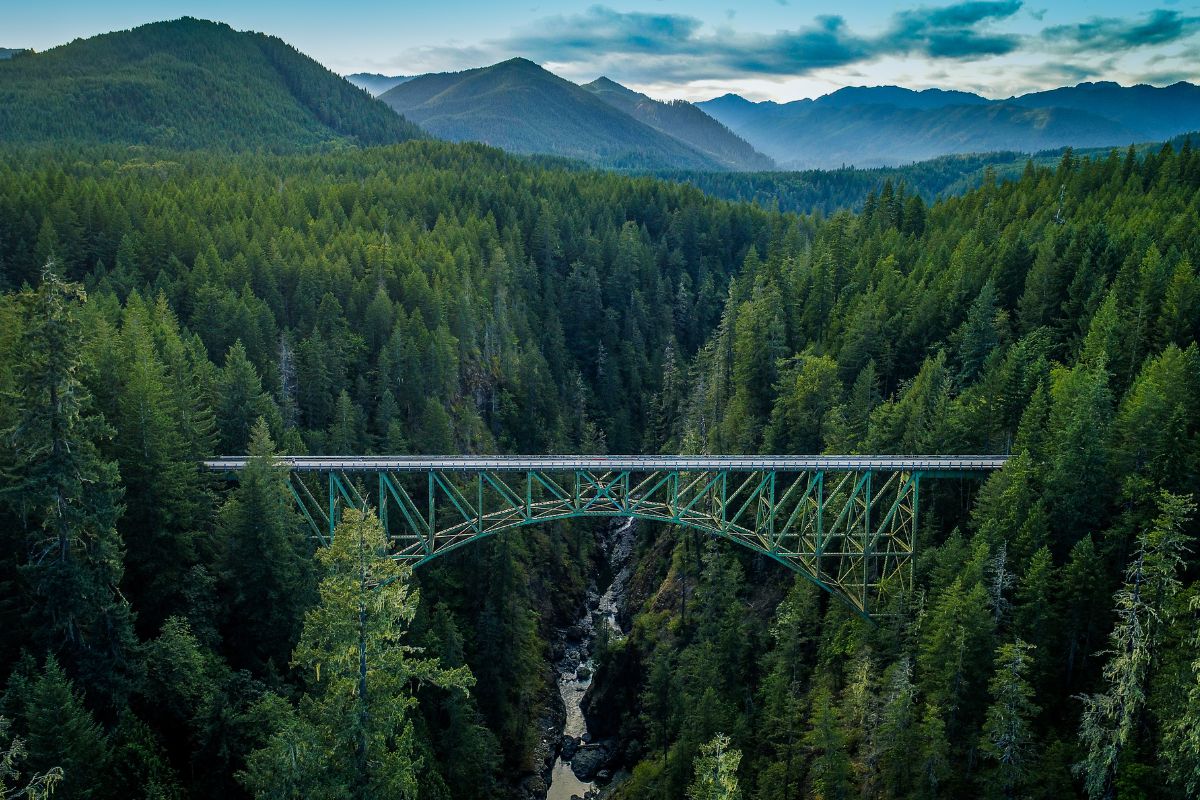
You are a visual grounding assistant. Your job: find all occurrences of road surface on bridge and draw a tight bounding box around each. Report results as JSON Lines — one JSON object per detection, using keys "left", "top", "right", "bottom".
{"left": 204, "top": 454, "right": 1008, "bottom": 473}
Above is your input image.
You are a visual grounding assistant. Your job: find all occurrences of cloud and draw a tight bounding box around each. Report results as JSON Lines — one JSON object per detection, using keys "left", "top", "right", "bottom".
{"left": 1042, "top": 9, "right": 1200, "bottom": 52}
{"left": 886, "top": 0, "right": 1023, "bottom": 57}
{"left": 503, "top": 7, "right": 700, "bottom": 59}
{"left": 487, "top": 2, "right": 1023, "bottom": 79}
{"left": 1018, "top": 60, "right": 1106, "bottom": 87}
{"left": 379, "top": 2, "right": 1200, "bottom": 94}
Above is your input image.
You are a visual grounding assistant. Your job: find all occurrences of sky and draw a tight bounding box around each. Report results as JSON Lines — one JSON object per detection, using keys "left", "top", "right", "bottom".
{"left": 7, "top": 1, "right": 1200, "bottom": 101}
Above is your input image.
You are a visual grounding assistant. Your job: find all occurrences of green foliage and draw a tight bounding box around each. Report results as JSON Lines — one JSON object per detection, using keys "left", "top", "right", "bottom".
{"left": 0, "top": 18, "right": 422, "bottom": 150}
{"left": 6, "top": 657, "right": 109, "bottom": 799}
{"left": 0, "top": 113, "right": 1199, "bottom": 800}
{"left": 686, "top": 732, "right": 741, "bottom": 800}
{"left": 1076, "top": 492, "right": 1194, "bottom": 800}
{"left": 0, "top": 715, "right": 63, "bottom": 800}
{"left": 0, "top": 270, "right": 136, "bottom": 703}
{"left": 979, "top": 640, "right": 1039, "bottom": 798}
{"left": 239, "top": 509, "right": 470, "bottom": 800}
{"left": 216, "top": 420, "right": 315, "bottom": 673}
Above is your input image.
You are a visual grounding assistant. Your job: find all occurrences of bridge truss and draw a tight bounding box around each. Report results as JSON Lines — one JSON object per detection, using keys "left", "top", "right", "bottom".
{"left": 204, "top": 456, "right": 1005, "bottom": 620}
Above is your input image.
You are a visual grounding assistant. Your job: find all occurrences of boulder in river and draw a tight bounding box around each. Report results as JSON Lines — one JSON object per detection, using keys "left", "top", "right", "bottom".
{"left": 571, "top": 740, "right": 615, "bottom": 782}
{"left": 576, "top": 664, "right": 592, "bottom": 680}
{"left": 561, "top": 735, "right": 580, "bottom": 760}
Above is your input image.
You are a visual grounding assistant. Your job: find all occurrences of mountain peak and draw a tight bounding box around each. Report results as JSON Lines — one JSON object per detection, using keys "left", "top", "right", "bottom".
{"left": 586, "top": 76, "right": 637, "bottom": 94}
{"left": 492, "top": 56, "right": 542, "bottom": 71}
{"left": 0, "top": 19, "right": 422, "bottom": 148}
{"left": 379, "top": 60, "right": 729, "bottom": 170}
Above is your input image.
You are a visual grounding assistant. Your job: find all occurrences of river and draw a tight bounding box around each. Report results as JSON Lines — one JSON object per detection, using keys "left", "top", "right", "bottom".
{"left": 544, "top": 518, "right": 636, "bottom": 800}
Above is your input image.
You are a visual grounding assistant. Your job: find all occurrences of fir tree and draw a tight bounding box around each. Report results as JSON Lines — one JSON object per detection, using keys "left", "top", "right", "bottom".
{"left": 239, "top": 508, "right": 472, "bottom": 800}
{"left": 687, "top": 732, "right": 741, "bottom": 800}
{"left": 1, "top": 269, "right": 136, "bottom": 702}
{"left": 979, "top": 640, "right": 1039, "bottom": 799}
{"left": 1075, "top": 491, "right": 1194, "bottom": 800}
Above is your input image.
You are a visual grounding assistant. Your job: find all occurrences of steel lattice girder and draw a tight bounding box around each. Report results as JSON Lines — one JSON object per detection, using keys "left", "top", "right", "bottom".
{"left": 277, "top": 466, "right": 944, "bottom": 620}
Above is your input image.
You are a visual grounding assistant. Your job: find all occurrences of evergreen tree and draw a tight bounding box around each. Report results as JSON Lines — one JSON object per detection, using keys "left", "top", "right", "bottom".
{"left": 239, "top": 508, "right": 472, "bottom": 800}
{"left": 216, "top": 419, "right": 315, "bottom": 673}
{"left": 16, "top": 656, "right": 110, "bottom": 799}
{"left": 0, "top": 269, "right": 136, "bottom": 701}
{"left": 215, "top": 341, "right": 277, "bottom": 455}
{"left": 804, "top": 683, "right": 853, "bottom": 800}
{"left": 687, "top": 732, "right": 741, "bottom": 800}
{"left": 978, "top": 640, "right": 1039, "bottom": 799}
{"left": 1163, "top": 593, "right": 1200, "bottom": 795}
{"left": 1076, "top": 491, "right": 1194, "bottom": 800}
{"left": 0, "top": 716, "right": 62, "bottom": 800}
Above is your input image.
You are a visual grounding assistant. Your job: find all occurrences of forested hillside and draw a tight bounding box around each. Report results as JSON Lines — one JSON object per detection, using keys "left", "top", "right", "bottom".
{"left": 583, "top": 77, "right": 774, "bottom": 172}
{"left": 0, "top": 18, "right": 423, "bottom": 149}
{"left": 0, "top": 140, "right": 774, "bottom": 799}
{"left": 657, "top": 151, "right": 1032, "bottom": 215}
{"left": 378, "top": 59, "right": 727, "bottom": 171}
{"left": 0, "top": 124, "right": 1198, "bottom": 800}
{"left": 593, "top": 141, "right": 1200, "bottom": 799}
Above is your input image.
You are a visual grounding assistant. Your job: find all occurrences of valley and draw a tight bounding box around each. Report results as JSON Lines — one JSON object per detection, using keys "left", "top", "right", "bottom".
{"left": 0, "top": 11, "right": 1199, "bottom": 800}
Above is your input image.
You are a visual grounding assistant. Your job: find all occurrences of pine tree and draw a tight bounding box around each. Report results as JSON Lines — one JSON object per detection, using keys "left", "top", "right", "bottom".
{"left": 979, "top": 640, "right": 1039, "bottom": 799}
{"left": 804, "top": 683, "right": 852, "bottom": 800}
{"left": 687, "top": 732, "right": 741, "bottom": 800}
{"left": 955, "top": 281, "right": 1001, "bottom": 383}
{"left": 1163, "top": 593, "right": 1200, "bottom": 795}
{"left": 239, "top": 508, "right": 472, "bottom": 800}
{"left": 18, "top": 656, "right": 110, "bottom": 799}
{"left": 0, "top": 716, "right": 62, "bottom": 800}
{"left": 215, "top": 341, "right": 277, "bottom": 455}
{"left": 1, "top": 269, "right": 136, "bottom": 701}
{"left": 216, "top": 419, "right": 315, "bottom": 673}
{"left": 1076, "top": 491, "right": 1194, "bottom": 799}
{"left": 876, "top": 656, "right": 918, "bottom": 797}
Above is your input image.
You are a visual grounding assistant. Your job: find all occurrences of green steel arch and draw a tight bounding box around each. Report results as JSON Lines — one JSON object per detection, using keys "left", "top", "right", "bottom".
{"left": 205, "top": 456, "right": 1006, "bottom": 621}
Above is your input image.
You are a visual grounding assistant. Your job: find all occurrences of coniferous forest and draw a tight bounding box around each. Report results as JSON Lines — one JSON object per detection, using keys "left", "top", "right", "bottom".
{"left": 2, "top": 19, "right": 1200, "bottom": 800}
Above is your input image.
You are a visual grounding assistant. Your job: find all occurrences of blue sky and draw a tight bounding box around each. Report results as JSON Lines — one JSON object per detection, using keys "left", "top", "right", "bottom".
{"left": 7, "top": 1, "right": 1200, "bottom": 100}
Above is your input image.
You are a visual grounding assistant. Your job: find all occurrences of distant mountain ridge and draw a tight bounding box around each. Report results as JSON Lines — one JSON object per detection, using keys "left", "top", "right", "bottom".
{"left": 699, "top": 81, "right": 1200, "bottom": 169}
{"left": 0, "top": 48, "right": 28, "bottom": 60}
{"left": 0, "top": 18, "right": 423, "bottom": 149}
{"left": 346, "top": 73, "right": 413, "bottom": 96}
{"left": 379, "top": 58, "right": 730, "bottom": 170}
{"left": 582, "top": 77, "right": 774, "bottom": 171}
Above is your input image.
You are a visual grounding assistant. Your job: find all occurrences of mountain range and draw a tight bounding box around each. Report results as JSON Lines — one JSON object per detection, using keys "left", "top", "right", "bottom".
{"left": 378, "top": 57, "right": 758, "bottom": 171}
{"left": 0, "top": 18, "right": 422, "bottom": 150}
{"left": 5, "top": 18, "right": 1199, "bottom": 174}
{"left": 581, "top": 77, "right": 773, "bottom": 171}
{"left": 698, "top": 82, "right": 1200, "bottom": 168}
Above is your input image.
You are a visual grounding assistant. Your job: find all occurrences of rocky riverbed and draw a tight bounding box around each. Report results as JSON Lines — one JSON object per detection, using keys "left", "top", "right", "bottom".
{"left": 544, "top": 518, "right": 636, "bottom": 800}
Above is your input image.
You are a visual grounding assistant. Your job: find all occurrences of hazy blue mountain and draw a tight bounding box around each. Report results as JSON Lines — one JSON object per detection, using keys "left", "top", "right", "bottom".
{"left": 346, "top": 72, "right": 413, "bottom": 96}
{"left": 582, "top": 76, "right": 774, "bottom": 170}
{"left": 0, "top": 18, "right": 423, "bottom": 149}
{"left": 699, "top": 81, "right": 1200, "bottom": 169}
{"left": 814, "top": 85, "right": 990, "bottom": 109}
{"left": 0, "top": 48, "right": 29, "bottom": 60}
{"left": 379, "top": 58, "right": 725, "bottom": 170}
{"left": 1007, "top": 81, "right": 1200, "bottom": 142}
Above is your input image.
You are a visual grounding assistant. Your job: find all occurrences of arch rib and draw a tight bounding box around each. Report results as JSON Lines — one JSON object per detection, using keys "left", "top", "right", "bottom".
{"left": 206, "top": 456, "right": 1006, "bottom": 622}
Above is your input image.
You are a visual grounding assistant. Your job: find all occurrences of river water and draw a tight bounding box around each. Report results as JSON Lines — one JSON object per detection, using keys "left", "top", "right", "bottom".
{"left": 544, "top": 518, "right": 635, "bottom": 800}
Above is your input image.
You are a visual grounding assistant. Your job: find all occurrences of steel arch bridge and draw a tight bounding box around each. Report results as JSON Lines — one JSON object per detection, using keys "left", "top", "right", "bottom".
{"left": 204, "top": 455, "right": 1006, "bottom": 620}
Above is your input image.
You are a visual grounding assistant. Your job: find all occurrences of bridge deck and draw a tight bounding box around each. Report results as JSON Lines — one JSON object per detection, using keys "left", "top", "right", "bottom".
{"left": 203, "top": 454, "right": 1007, "bottom": 473}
